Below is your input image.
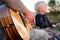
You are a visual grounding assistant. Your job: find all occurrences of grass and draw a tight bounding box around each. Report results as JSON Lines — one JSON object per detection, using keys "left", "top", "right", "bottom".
{"left": 54, "top": 26, "right": 60, "bottom": 31}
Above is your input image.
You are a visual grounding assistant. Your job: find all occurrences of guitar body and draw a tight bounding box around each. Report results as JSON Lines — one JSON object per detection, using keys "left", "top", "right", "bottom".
{"left": 0, "top": 4, "right": 32, "bottom": 40}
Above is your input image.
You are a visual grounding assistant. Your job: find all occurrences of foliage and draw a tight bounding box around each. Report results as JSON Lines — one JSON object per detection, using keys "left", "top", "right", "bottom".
{"left": 48, "top": 0, "right": 56, "bottom": 7}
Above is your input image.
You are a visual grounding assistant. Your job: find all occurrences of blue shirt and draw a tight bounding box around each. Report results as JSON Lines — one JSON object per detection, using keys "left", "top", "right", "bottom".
{"left": 35, "top": 14, "right": 52, "bottom": 28}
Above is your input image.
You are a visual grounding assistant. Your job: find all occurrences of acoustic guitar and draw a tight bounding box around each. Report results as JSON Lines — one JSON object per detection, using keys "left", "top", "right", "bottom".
{"left": 0, "top": 4, "right": 32, "bottom": 40}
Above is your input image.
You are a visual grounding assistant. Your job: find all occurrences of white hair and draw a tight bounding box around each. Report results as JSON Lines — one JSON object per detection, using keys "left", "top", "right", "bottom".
{"left": 34, "top": 1, "right": 46, "bottom": 12}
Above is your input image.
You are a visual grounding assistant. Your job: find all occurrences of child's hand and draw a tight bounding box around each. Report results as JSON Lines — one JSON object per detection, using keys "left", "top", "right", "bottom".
{"left": 52, "top": 24, "right": 56, "bottom": 28}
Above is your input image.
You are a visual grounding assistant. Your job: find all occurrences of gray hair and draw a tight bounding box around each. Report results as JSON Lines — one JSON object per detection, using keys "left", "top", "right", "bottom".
{"left": 34, "top": 1, "right": 46, "bottom": 12}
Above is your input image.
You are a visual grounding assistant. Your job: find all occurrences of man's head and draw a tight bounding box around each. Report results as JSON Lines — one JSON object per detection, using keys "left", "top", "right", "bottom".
{"left": 35, "top": 1, "right": 48, "bottom": 13}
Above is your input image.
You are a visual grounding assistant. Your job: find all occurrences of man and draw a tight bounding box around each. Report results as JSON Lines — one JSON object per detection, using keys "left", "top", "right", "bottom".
{"left": 4, "top": 0, "right": 34, "bottom": 23}
{"left": 0, "top": 0, "right": 34, "bottom": 40}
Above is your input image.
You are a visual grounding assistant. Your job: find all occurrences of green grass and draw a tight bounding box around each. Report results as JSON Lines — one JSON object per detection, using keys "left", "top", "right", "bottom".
{"left": 55, "top": 26, "right": 60, "bottom": 31}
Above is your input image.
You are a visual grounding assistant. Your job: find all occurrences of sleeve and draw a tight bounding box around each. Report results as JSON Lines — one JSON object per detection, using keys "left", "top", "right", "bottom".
{"left": 4, "top": 0, "right": 30, "bottom": 15}
{"left": 47, "top": 19, "right": 52, "bottom": 27}
{"left": 45, "top": 16, "right": 52, "bottom": 27}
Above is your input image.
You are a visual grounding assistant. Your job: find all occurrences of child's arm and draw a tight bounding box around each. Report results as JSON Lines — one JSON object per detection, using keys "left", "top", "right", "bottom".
{"left": 47, "top": 19, "right": 56, "bottom": 28}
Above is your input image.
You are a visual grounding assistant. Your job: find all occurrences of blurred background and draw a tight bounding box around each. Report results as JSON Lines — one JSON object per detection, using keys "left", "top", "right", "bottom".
{"left": 21, "top": 0, "right": 60, "bottom": 31}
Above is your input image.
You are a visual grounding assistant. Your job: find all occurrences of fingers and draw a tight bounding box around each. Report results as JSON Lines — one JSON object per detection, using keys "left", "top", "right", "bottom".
{"left": 30, "top": 15, "right": 35, "bottom": 24}
{"left": 27, "top": 15, "right": 35, "bottom": 24}
{"left": 52, "top": 24, "right": 56, "bottom": 28}
{"left": 24, "top": 11, "right": 35, "bottom": 24}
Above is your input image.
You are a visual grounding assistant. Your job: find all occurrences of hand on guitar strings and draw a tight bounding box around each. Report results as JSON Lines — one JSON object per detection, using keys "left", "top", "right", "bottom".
{"left": 24, "top": 11, "right": 35, "bottom": 24}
